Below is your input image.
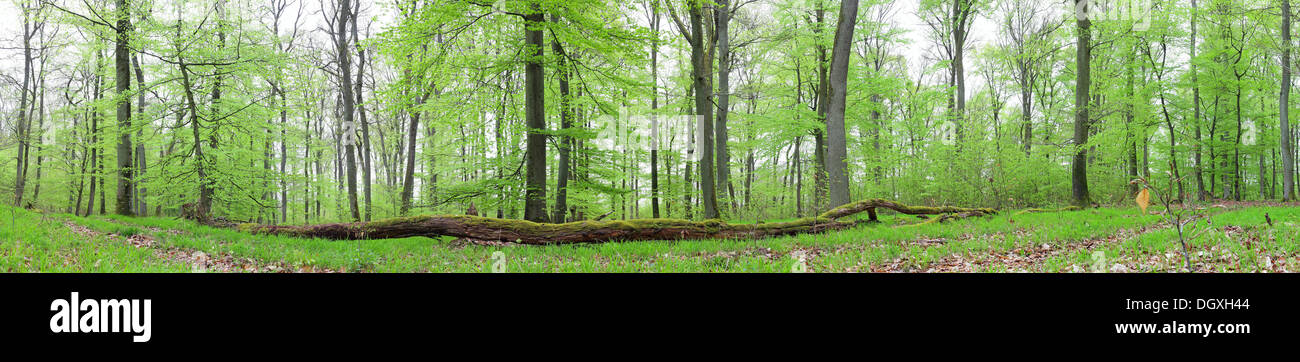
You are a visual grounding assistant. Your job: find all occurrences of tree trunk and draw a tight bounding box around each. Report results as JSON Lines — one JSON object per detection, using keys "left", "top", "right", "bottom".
{"left": 13, "top": 12, "right": 32, "bottom": 206}
{"left": 351, "top": 2, "right": 372, "bottom": 221}
{"left": 1071, "top": 2, "right": 1092, "bottom": 207}
{"left": 523, "top": 2, "right": 549, "bottom": 222}
{"left": 133, "top": 54, "right": 147, "bottom": 216}
{"left": 245, "top": 198, "right": 995, "bottom": 245}
{"left": 813, "top": 2, "right": 829, "bottom": 212}
{"left": 114, "top": 0, "right": 134, "bottom": 216}
{"left": 689, "top": 0, "right": 719, "bottom": 219}
{"left": 952, "top": 0, "right": 967, "bottom": 135}
{"left": 1021, "top": 76, "right": 1032, "bottom": 154}
{"left": 399, "top": 84, "right": 425, "bottom": 216}
{"left": 86, "top": 50, "right": 104, "bottom": 216}
{"left": 715, "top": 0, "right": 733, "bottom": 210}
{"left": 1126, "top": 45, "right": 1138, "bottom": 196}
{"left": 1192, "top": 0, "right": 1207, "bottom": 201}
{"left": 1283, "top": 0, "right": 1294, "bottom": 201}
{"left": 178, "top": 62, "right": 211, "bottom": 221}
{"left": 825, "top": 0, "right": 857, "bottom": 207}
{"left": 650, "top": 3, "right": 661, "bottom": 218}
{"left": 552, "top": 22, "right": 574, "bottom": 223}
{"left": 337, "top": 0, "right": 361, "bottom": 221}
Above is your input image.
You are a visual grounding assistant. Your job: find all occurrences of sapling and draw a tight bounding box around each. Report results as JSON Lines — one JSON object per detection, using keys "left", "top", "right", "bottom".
{"left": 1131, "top": 175, "right": 1210, "bottom": 272}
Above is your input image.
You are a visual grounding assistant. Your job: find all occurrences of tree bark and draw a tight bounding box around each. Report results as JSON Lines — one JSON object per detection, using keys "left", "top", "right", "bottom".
{"left": 1283, "top": 0, "right": 1294, "bottom": 201}
{"left": 715, "top": 0, "right": 733, "bottom": 210}
{"left": 523, "top": 1, "right": 549, "bottom": 222}
{"left": 1071, "top": 1, "right": 1092, "bottom": 207}
{"left": 688, "top": 0, "right": 719, "bottom": 219}
{"left": 825, "top": 0, "right": 857, "bottom": 208}
{"left": 399, "top": 79, "right": 426, "bottom": 216}
{"left": 114, "top": 0, "right": 134, "bottom": 216}
{"left": 132, "top": 54, "right": 147, "bottom": 216}
{"left": 552, "top": 14, "right": 573, "bottom": 223}
{"left": 952, "top": 0, "right": 969, "bottom": 136}
{"left": 650, "top": 3, "right": 661, "bottom": 218}
{"left": 351, "top": 1, "right": 372, "bottom": 221}
{"left": 337, "top": 0, "right": 361, "bottom": 221}
{"left": 813, "top": 2, "right": 829, "bottom": 211}
{"left": 1192, "top": 0, "right": 1206, "bottom": 201}
{"left": 86, "top": 50, "right": 104, "bottom": 216}
{"left": 13, "top": 7, "right": 33, "bottom": 206}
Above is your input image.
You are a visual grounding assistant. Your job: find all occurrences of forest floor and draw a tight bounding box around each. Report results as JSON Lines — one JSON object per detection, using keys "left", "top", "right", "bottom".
{"left": 2, "top": 202, "right": 1298, "bottom": 273}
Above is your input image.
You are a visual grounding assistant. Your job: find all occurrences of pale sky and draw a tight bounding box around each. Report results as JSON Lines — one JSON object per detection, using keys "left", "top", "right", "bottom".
{"left": 0, "top": 0, "right": 1072, "bottom": 113}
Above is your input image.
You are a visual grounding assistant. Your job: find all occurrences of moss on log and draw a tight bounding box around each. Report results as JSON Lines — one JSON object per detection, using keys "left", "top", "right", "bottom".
{"left": 241, "top": 198, "right": 995, "bottom": 245}
{"left": 1012, "top": 206, "right": 1083, "bottom": 216}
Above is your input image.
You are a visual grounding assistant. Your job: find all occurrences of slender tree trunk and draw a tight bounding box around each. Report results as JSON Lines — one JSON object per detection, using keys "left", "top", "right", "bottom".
{"left": 86, "top": 50, "right": 104, "bottom": 216}
{"left": 1234, "top": 82, "right": 1243, "bottom": 201}
{"left": 1021, "top": 77, "right": 1033, "bottom": 154}
{"left": 1126, "top": 46, "right": 1138, "bottom": 196}
{"left": 1283, "top": 0, "right": 1294, "bottom": 201}
{"left": 794, "top": 136, "right": 803, "bottom": 216}
{"left": 813, "top": 3, "right": 829, "bottom": 212}
{"left": 178, "top": 63, "right": 210, "bottom": 220}
{"left": 688, "top": 0, "right": 719, "bottom": 219}
{"left": 74, "top": 112, "right": 88, "bottom": 215}
{"left": 1071, "top": 2, "right": 1092, "bottom": 207}
{"left": 132, "top": 54, "right": 147, "bottom": 216}
{"left": 650, "top": 4, "right": 661, "bottom": 218}
{"left": 715, "top": 0, "right": 734, "bottom": 210}
{"left": 336, "top": 0, "right": 361, "bottom": 221}
{"left": 113, "top": 0, "right": 134, "bottom": 216}
{"left": 551, "top": 16, "right": 573, "bottom": 223}
{"left": 952, "top": 0, "right": 968, "bottom": 141}
{"left": 399, "top": 82, "right": 427, "bottom": 216}
{"left": 277, "top": 86, "right": 287, "bottom": 222}
{"left": 1192, "top": 0, "right": 1207, "bottom": 201}
{"left": 31, "top": 46, "right": 47, "bottom": 205}
{"left": 351, "top": 3, "right": 372, "bottom": 221}
{"left": 12, "top": 14, "right": 32, "bottom": 206}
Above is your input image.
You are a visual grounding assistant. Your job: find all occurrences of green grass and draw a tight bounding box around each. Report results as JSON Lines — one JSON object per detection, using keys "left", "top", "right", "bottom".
{"left": 2, "top": 203, "right": 1298, "bottom": 272}
{"left": 0, "top": 207, "right": 188, "bottom": 272}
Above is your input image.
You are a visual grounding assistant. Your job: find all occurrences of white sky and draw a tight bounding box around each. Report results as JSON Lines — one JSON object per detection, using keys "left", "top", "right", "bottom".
{"left": 0, "top": 0, "right": 1070, "bottom": 111}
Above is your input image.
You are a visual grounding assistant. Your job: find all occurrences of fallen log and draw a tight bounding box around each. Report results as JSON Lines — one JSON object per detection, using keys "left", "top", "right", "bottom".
{"left": 900, "top": 210, "right": 992, "bottom": 227}
{"left": 240, "top": 198, "right": 996, "bottom": 245}
{"left": 1012, "top": 206, "right": 1083, "bottom": 216}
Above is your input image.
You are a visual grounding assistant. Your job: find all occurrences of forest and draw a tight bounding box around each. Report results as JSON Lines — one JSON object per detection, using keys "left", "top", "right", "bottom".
{"left": 1, "top": 0, "right": 1299, "bottom": 272}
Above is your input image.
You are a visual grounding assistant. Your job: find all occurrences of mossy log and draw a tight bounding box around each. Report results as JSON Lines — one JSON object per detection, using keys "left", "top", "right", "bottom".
{"left": 241, "top": 198, "right": 996, "bottom": 245}
{"left": 900, "top": 210, "right": 992, "bottom": 227}
{"left": 1012, "top": 206, "right": 1083, "bottom": 216}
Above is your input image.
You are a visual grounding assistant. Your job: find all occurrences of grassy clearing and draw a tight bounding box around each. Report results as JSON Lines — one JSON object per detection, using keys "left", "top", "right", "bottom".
{"left": 0, "top": 207, "right": 188, "bottom": 272}
{"left": 2, "top": 203, "right": 1297, "bottom": 272}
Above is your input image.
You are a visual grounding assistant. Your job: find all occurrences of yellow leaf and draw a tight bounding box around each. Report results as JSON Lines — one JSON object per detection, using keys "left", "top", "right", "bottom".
{"left": 1136, "top": 188, "right": 1150, "bottom": 215}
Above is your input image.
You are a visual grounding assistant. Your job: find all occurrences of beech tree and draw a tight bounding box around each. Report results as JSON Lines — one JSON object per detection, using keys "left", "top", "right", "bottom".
{"left": 824, "top": 0, "right": 857, "bottom": 207}
{"left": 1, "top": 0, "right": 1295, "bottom": 237}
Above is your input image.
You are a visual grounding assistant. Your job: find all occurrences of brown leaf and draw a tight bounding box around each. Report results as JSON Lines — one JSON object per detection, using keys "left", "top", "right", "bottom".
{"left": 1135, "top": 188, "right": 1151, "bottom": 215}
